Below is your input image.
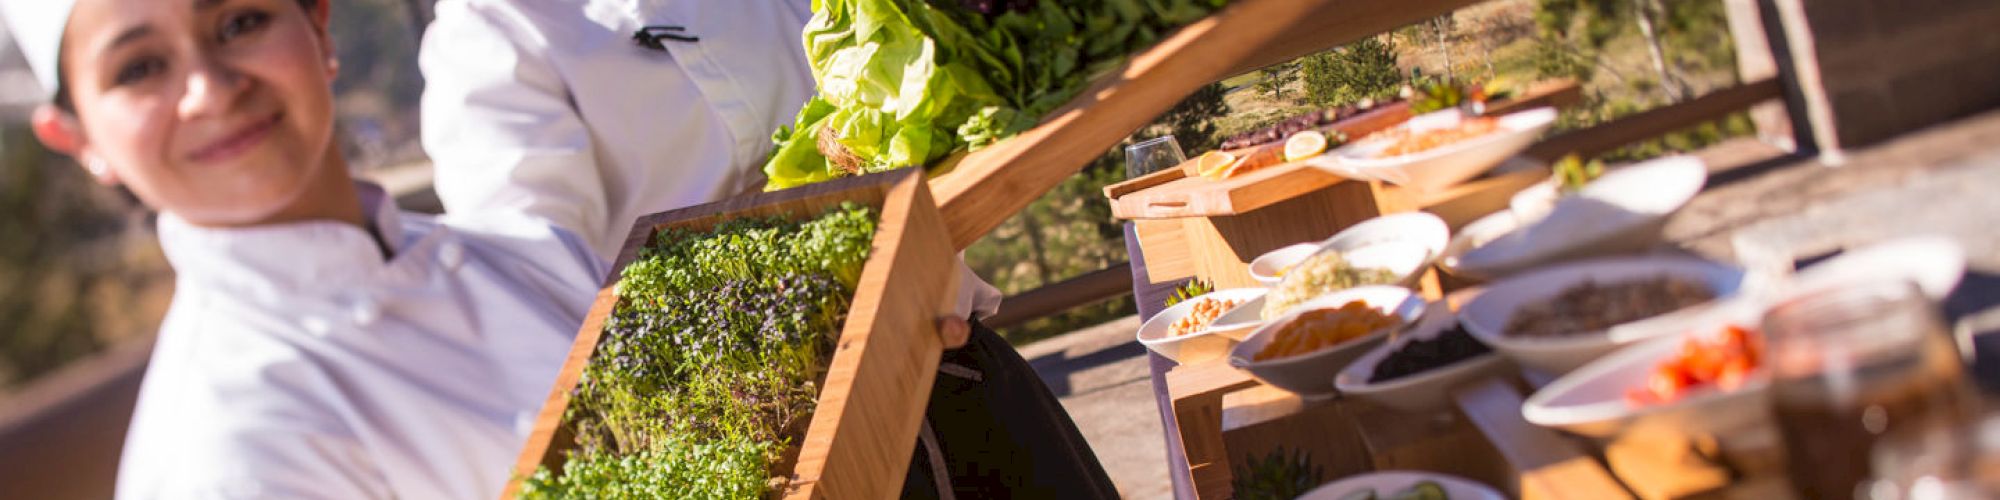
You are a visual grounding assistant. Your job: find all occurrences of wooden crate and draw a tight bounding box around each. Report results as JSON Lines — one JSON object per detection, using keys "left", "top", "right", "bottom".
{"left": 503, "top": 169, "right": 960, "bottom": 500}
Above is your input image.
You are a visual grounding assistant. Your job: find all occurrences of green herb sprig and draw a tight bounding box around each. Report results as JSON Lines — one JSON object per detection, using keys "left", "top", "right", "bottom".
{"left": 1553, "top": 154, "right": 1606, "bottom": 193}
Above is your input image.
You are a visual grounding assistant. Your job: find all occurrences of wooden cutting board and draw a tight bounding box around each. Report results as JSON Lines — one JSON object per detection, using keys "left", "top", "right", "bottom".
{"left": 1106, "top": 80, "right": 1581, "bottom": 220}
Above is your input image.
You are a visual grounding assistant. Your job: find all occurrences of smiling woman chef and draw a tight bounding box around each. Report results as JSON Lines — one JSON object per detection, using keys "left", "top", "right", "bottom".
{"left": 0, "top": 0, "right": 604, "bottom": 497}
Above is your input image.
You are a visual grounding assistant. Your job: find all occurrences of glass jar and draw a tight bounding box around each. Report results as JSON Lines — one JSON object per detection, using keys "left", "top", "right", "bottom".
{"left": 1762, "top": 279, "right": 1978, "bottom": 499}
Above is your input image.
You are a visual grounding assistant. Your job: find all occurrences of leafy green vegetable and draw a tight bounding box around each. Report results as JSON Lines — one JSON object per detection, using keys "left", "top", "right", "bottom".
{"left": 764, "top": 0, "right": 1231, "bottom": 190}
{"left": 1232, "top": 447, "right": 1325, "bottom": 500}
{"left": 530, "top": 204, "right": 879, "bottom": 498}
{"left": 1163, "top": 278, "right": 1213, "bottom": 309}
{"left": 1552, "top": 153, "right": 1605, "bottom": 193}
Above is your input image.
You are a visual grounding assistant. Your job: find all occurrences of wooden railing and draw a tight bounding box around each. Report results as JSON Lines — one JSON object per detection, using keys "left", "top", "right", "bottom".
{"left": 983, "top": 263, "right": 1136, "bottom": 330}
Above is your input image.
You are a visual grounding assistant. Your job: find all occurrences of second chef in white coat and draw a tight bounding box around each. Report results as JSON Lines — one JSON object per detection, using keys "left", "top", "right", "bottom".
{"left": 418, "top": 0, "right": 1119, "bottom": 497}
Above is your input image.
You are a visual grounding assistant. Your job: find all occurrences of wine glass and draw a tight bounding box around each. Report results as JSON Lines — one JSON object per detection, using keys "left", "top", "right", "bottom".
{"left": 1126, "top": 136, "right": 1186, "bottom": 179}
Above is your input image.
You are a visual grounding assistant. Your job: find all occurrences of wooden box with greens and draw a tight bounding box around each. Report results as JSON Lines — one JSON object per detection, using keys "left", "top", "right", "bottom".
{"left": 505, "top": 169, "right": 958, "bottom": 499}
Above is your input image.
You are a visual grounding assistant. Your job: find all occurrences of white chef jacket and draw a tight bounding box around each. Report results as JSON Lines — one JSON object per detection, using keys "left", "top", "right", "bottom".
{"left": 115, "top": 182, "right": 605, "bottom": 500}
{"left": 418, "top": 0, "right": 1004, "bottom": 317}
{"left": 419, "top": 0, "right": 818, "bottom": 262}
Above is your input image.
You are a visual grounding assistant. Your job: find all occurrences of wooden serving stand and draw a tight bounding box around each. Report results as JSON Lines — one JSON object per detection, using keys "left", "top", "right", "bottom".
{"left": 503, "top": 170, "right": 960, "bottom": 500}
{"left": 1105, "top": 77, "right": 1812, "bottom": 498}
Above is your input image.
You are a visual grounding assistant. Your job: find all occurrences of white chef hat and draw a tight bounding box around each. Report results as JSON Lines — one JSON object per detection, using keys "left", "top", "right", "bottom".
{"left": 0, "top": 0, "right": 79, "bottom": 100}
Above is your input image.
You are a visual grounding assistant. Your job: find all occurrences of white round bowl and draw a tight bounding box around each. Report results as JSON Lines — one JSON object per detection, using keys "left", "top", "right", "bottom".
{"left": 1314, "top": 212, "right": 1451, "bottom": 288}
{"left": 1457, "top": 256, "right": 1745, "bottom": 377}
{"left": 1137, "top": 288, "right": 1270, "bottom": 364}
{"left": 1335, "top": 304, "right": 1510, "bottom": 414}
{"left": 1229, "top": 286, "right": 1426, "bottom": 397}
{"left": 1455, "top": 156, "right": 1709, "bottom": 279}
{"left": 1249, "top": 243, "right": 1321, "bottom": 286}
{"left": 1522, "top": 298, "right": 1770, "bottom": 439}
{"left": 1252, "top": 212, "right": 1452, "bottom": 292}
{"left": 1436, "top": 210, "right": 1524, "bottom": 281}
{"left": 1310, "top": 107, "right": 1559, "bottom": 192}
{"left": 1297, "top": 471, "right": 1507, "bottom": 500}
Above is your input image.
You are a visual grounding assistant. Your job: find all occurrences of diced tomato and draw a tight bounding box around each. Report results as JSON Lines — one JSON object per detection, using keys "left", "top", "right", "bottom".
{"left": 1629, "top": 324, "right": 1765, "bottom": 407}
{"left": 1715, "top": 358, "right": 1754, "bottom": 391}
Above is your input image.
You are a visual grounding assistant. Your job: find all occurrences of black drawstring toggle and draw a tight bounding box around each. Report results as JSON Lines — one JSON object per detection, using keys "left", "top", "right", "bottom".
{"left": 634, "top": 25, "right": 698, "bottom": 51}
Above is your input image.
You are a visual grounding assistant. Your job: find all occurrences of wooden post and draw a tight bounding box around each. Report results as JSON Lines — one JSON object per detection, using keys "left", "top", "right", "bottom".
{"left": 1718, "top": 0, "right": 1799, "bottom": 152}
{"left": 1757, "top": 0, "right": 2000, "bottom": 158}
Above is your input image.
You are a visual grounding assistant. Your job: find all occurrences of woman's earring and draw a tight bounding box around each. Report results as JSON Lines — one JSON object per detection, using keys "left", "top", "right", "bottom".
{"left": 86, "top": 157, "right": 108, "bottom": 177}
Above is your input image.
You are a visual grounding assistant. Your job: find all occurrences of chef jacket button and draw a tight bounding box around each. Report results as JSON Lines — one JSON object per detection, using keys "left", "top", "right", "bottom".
{"left": 437, "top": 240, "right": 466, "bottom": 270}
{"left": 349, "top": 298, "right": 382, "bottom": 326}
{"left": 301, "top": 316, "right": 332, "bottom": 335}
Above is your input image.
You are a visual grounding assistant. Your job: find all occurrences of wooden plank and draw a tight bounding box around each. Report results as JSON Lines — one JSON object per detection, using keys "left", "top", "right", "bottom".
{"left": 1372, "top": 166, "right": 1552, "bottom": 230}
{"left": 1350, "top": 401, "right": 1514, "bottom": 490}
{"left": 1221, "top": 0, "right": 1486, "bottom": 78}
{"left": 1452, "top": 379, "right": 1634, "bottom": 500}
{"left": 1525, "top": 79, "right": 1784, "bottom": 162}
{"left": 503, "top": 170, "right": 953, "bottom": 499}
{"left": 1185, "top": 182, "right": 1385, "bottom": 289}
{"left": 1134, "top": 219, "right": 1198, "bottom": 283}
{"left": 1105, "top": 164, "right": 1193, "bottom": 201}
{"left": 1167, "top": 360, "right": 1261, "bottom": 499}
{"left": 1218, "top": 389, "right": 1376, "bottom": 492}
{"left": 785, "top": 171, "right": 958, "bottom": 500}
{"left": 1604, "top": 430, "right": 1733, "bottom": 499}
{"left": 1166, "top": 360, "right": 1263, "bottom": 411}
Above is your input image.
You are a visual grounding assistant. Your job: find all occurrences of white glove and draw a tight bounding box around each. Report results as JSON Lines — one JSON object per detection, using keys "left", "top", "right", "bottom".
{"left": 953, "top": 252, "right": 1003, "bottom": 321}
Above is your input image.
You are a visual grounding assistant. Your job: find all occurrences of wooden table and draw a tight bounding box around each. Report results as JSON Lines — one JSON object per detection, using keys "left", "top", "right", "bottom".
{"left": 1138, "top": 108, "right": 2000, "bottom": 499}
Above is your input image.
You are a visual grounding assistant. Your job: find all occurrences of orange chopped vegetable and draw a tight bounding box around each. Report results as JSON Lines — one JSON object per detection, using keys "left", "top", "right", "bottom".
{"left": 1254, "top": 301, "right": 1397, "bottom": 361}
{"left": 1374, "top": 116, "right": 1500, "bottom": 157}
{"left": 1626, "top": 324, "right": 1763, "bottom": 407}
{"left": 1169, "top": 298, "right": 1240, "bottom": 338}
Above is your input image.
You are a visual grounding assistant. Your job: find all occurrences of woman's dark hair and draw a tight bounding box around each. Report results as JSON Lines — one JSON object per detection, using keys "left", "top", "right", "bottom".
{"left": 52, "top": 0, "right": 322, "bottom": 112}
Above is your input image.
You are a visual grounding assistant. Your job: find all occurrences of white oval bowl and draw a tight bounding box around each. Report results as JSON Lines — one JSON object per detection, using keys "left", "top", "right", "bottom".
{"left": 1136, "top": 288, "right": 1270, "bottom": 364}
{"left": 1785, "top": 235, "right": 1966, "bottom": 302}
{"left": 1457, "top": 156, "right": 1709, "bottom": 279}
{"left": 1204, "top": 290, "right": 1271, "bottom": 342}
{"left": 1297, "top": 471, "right": 1507, "bottom": 500}
{"left": 1311, "top": 107, "right": 1559, "bottom": 192}
{"left": 1336, "top": 304, "right": 1510, "bottom": 414}
{"left": 1522, "top": 298, "right": 1770, "bottom": 439}
{"left": 1249, "top": 243, "right": 1321, "bottom": 286}
{"left": 1229, "top": 286, "right": 1425, "bottom": 397}
{"left": 1458, "top": 256, "right": 1745, "bottom": 376}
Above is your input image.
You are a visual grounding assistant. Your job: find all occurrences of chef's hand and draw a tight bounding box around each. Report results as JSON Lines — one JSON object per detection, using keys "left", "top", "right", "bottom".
{"left": 936, "top": 316, "right": 972, "bottom": 350}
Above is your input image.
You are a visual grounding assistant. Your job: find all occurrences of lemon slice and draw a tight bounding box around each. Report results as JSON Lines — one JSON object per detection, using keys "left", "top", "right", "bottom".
{"left": 1283, "top": 131, "right": 1328, "bottom": 162}
{"left": 1195, "top": 150, "right": 1236, "bottom": 179}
